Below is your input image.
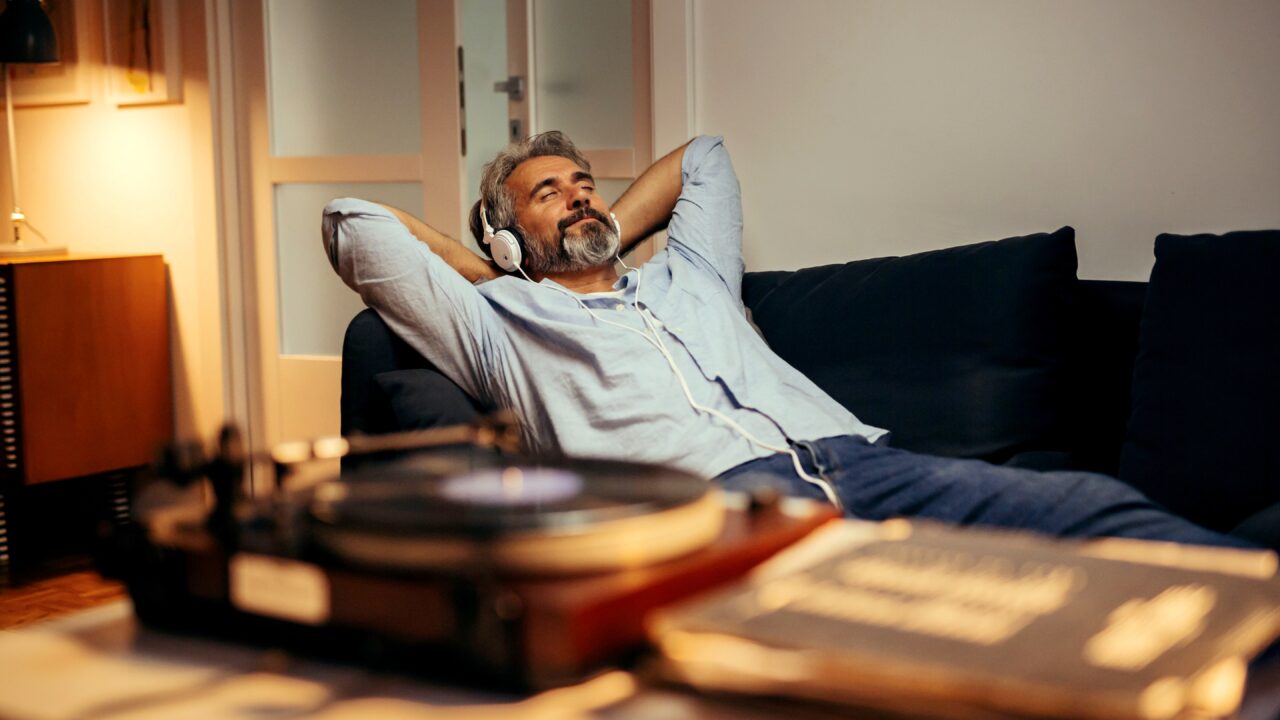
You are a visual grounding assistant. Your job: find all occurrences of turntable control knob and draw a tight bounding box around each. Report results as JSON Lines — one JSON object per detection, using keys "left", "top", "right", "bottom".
{"left": 493, "top": 590, "right": 524, "bottom": 621}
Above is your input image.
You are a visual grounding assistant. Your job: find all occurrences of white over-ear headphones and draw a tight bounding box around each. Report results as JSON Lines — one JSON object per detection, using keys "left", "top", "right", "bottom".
{"left": 480, "top": 204, "right": 524, "bottom": 273}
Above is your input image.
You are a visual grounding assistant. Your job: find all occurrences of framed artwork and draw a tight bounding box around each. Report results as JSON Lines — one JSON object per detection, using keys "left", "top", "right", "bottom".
{"left": 103, "top": 0, "right": 182, "bottom": 105}
{"left": 9, "top": 0, "right": 92, "bottom": 107}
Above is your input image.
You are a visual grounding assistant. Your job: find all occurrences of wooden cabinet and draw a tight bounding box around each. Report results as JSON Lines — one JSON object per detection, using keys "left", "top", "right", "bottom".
{"left": 0, "top": 255, "right": 171, "bottom": 569}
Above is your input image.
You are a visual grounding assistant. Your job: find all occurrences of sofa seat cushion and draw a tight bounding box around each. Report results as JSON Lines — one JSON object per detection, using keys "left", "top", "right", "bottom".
{"left": 1120, "top": 230, "right": 1280, "bottom": 533}
{"left": 742, "top": 227, "right": 1079, "bottom": 462}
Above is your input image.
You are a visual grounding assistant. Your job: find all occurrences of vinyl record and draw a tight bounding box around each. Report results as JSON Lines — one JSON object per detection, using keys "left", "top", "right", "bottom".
{"left": 304, "top": 451, "right": 725, "bottom": 576}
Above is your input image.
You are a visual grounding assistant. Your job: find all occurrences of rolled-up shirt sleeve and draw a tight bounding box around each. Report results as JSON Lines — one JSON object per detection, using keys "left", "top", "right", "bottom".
{"left": 665, "top": 135, "right": 745, "bottom": 304}
{"left": 322, "top": 198, "right": 508, "bottom": 404}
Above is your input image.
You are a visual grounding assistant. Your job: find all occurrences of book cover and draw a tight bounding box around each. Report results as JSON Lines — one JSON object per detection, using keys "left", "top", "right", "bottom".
{"left": 648, "top": 520, "right": 1280, "bottom": 720}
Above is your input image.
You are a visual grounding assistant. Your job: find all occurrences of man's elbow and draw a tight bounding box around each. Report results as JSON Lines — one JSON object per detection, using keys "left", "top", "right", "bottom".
{"left": 320, "top": 206, "right": 346, "bottom": 276}
{"left": 321, "top": 198, "right": 377, "bottom": 278}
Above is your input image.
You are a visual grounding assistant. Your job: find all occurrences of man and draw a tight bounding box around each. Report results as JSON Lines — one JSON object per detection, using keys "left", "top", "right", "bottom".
{"left": 324, "top": 132, "right": 1249, "bottom": 548}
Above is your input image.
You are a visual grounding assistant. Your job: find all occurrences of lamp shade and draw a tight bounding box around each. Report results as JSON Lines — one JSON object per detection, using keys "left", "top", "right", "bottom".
{"left": 0, "top": 0, "right": 60, "bottom": 64}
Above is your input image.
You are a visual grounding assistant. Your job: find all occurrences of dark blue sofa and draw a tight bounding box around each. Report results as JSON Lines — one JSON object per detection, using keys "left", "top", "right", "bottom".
{"left": 340, "top": 227, "right": 1280, "bottom": 548}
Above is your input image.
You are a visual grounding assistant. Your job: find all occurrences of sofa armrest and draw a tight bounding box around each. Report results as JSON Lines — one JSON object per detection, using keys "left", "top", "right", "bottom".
{"left": 341, "top": 308, "right": 483, "bottom": 437}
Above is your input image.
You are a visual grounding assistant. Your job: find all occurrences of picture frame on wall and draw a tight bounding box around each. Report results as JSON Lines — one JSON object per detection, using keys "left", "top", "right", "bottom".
{"left": 103, "top": 0, "right": 181, "bottom": 105}
{"left": 10, "top": 0, "right": 92, "bottom": 107}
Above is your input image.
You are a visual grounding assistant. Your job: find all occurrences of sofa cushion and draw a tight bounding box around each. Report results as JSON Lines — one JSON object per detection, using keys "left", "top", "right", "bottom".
{"left": 1232, "top": 502, "right": 1280, "bottom": 551}
{"left": 342, "top": 308, "right": 484, "bottom": 440}
{"left": 1119, "top": 230, "right": 1280, "bottom": 532}
{"left": 742, "top": 227, "right": 1078, "bottom": 462}
{"left": 374, "top": 369, "right": 482, "bottom": 430}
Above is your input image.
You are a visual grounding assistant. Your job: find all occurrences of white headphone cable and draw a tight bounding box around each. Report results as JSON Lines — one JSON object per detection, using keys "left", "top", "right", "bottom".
{"left": 630, "top": 305, "right": 844, "bottom": 510}
{"left": 508, "top": 217, "right": 844, "bottom": 510}
{"left": 523, "top": 265, "right": 843, "bottom": 509}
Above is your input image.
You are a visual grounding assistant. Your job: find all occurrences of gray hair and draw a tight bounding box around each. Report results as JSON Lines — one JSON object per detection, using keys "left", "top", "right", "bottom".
{"left": 468, "top": 131, "right": 591, "bottom": 252}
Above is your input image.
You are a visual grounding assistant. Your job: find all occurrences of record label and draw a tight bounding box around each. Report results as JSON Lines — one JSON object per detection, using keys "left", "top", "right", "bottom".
{"left": 440, "top": 468, "right": 584, "bottom": 506}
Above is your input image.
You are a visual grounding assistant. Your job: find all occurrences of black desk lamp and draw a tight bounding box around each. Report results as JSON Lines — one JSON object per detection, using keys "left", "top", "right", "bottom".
{"left": 0, "top": 0, "right": 64, "bottom": 256}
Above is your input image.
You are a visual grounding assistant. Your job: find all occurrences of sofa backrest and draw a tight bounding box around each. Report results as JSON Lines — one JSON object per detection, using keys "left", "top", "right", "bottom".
{"left": 343, "top": 234, "right": 1146, "bottom": 477}
{"left": 741, "top": 228, "right": 1087, "bottom": 467}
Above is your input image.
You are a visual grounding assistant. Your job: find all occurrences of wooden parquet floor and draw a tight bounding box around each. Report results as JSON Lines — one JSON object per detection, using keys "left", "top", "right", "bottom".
{"left": 0, "top": 556, "right": 127, "bottom": 630}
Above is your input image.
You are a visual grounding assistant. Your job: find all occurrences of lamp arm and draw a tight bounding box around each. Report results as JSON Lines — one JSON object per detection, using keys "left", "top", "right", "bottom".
{"left": 3, "top": 64, "right": 21, "bottom": 244}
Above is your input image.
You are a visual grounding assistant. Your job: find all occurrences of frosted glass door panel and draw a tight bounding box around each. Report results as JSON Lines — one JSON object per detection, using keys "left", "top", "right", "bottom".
{"left": 267, "top": 0, "right": 421, "bottom": 156}
{"left": 596, "top": 178, "right": 631, "bottom": 205}
{"left": 533, "top": 0, "right": 632, "bottom": 148}
{"left": 276, "top": 183, "right": 424, "bottom": 356}
{"left": 461, "top": 0, "right": 510, "bottom": 245}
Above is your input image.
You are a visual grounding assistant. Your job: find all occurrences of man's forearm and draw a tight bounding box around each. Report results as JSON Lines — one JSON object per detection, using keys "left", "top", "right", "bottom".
{"left": 611, "top": 140, "right": 692, "bottom": 254}
{"left": 380, "top": 205, "right": 502, "bottom": 284}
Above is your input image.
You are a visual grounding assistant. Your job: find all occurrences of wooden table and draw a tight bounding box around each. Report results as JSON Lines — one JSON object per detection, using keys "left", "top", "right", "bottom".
{"left": 0, "top": 601, "right": 812, "bottom": 720}
{"left": 2, "top": 600, "right": 1279, "bottom": 719}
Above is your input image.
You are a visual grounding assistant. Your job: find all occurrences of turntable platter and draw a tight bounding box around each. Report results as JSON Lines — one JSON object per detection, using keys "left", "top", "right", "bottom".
{"left": 304, "top": 455, "right": 726, "bottom": 576}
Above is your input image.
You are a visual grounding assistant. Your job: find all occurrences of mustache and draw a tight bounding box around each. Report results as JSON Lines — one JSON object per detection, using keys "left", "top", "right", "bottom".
{"left": 558, "top": 208, "right": 612, "bottom": 234}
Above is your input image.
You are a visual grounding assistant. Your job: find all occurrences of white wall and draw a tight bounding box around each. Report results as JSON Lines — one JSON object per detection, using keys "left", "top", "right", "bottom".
{"left": 691, "top": 0, "right": 1280, "bottom": 280}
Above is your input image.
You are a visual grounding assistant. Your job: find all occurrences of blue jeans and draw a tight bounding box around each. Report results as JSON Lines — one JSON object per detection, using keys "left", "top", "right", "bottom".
{"left": 715, "top": 435, "right": 1255, "bottom": 548}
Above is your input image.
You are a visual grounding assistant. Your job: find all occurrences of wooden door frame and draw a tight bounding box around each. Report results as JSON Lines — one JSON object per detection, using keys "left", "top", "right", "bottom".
{"left": 208, "top": 0, "right": 266, "bottom": 488}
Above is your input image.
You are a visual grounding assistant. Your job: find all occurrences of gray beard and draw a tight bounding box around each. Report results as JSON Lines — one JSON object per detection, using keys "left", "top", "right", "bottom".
{"left": 521, "top": 221, "right": 620, "bottom": 275}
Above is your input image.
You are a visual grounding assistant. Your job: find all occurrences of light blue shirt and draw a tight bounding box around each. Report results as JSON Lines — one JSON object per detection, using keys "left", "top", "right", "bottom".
{"left": 323, "top": 136, "right": 886, "bottom": 479}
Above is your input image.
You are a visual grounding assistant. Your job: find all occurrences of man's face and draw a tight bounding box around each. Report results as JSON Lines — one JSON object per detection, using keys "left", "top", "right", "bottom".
{"left": 505, "top": 155, "right": 619, "bottom": 275}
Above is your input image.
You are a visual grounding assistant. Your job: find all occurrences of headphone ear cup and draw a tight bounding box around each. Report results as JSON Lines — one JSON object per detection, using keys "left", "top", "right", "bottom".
{"left": 490, "top": 228, "right": 524, "bottom": 272}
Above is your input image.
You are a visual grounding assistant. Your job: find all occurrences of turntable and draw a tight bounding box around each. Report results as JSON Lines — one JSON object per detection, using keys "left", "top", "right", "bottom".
{"left": 104, "top": 415, "right": 836, "bottom": 689}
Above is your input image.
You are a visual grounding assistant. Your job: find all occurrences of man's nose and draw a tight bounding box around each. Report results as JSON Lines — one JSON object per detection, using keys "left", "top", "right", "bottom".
{"left": 569, "top": 187, "right": 591, "bottom": 209}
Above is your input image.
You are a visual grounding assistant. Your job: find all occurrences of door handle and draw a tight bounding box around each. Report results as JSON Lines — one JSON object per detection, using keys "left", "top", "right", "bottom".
{"left": 493, "top": 75, "right": 525, "bottom": 102}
